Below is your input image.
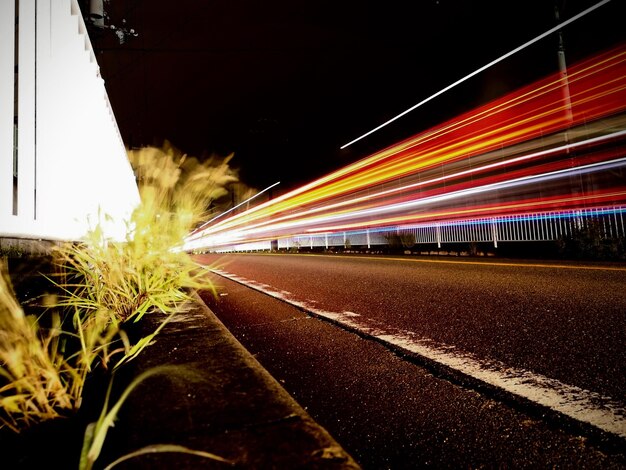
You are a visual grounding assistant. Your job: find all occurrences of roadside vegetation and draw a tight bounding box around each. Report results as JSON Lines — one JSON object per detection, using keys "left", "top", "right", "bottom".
{"left": 0, "top": 142, "right": 239, "bottom": 468}
{"left": 557, "top": 219, "right": 626, "bottom": 260}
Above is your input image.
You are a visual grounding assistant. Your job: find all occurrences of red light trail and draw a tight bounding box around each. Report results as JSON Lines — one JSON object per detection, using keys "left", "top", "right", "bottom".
{"left": 186, "top": 45, "right": 626, "bottom": 251}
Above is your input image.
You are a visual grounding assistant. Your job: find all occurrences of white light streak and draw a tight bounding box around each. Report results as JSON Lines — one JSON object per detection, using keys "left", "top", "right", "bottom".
{"left": 340, "top": 0, "right": 612, "bottom": 149}
{"left": 188, "top": 181, "right": 280, "bottom": 238}
{"left": 193, "top": 128, "right": 626, "bottom": 246}
{"left": 190, "top": 135, "right": 626, "bottom": 247}
{"left": 303, "top": 157, "right": 626, "bottom": 231}
{"left": 203, "top": 156, "right": 626, "bottom": 241}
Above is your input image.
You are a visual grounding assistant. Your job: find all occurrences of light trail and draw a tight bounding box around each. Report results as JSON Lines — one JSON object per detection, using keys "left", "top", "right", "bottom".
{"left": 186, "top": 45, "right": 626, "bottom": 252}
{"left": 191, "top": 131, "right": 626, "bottom": 240}
{"left": 191, "top": 181, "right": 280, "bottom": 232}
{"left": 193, "top": 152, "right": 626, "bottom": 241}
{"left": 340, "top": 0, "right": 612, "bottom": 149}
{"left": 194, "top": 48, "right": 624, "bottom": 234}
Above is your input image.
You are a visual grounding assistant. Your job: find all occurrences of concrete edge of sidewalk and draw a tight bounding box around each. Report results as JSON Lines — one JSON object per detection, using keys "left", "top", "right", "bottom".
{"left": 103, "top": 291, "right": 361, "bottom": 469}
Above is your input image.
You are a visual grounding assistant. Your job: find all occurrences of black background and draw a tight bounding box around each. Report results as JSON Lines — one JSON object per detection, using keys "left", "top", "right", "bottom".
{"left": 85, "top": 0, "right": 625, "bottom": 192}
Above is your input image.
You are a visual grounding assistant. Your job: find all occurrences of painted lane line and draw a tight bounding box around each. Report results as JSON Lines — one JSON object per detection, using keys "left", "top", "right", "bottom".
{"left": 252, "top": 252, "right": 626, "bottom": 272}
{"left": 210, "top": 267, "right": 626, "bottom": 440}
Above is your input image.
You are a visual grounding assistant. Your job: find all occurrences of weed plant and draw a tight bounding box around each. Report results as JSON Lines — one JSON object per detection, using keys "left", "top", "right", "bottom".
{"left": 1, "top": 142, "right": 239, "bottom": 436}
{"left": 80, "top": 366, "right": 233, "bottom": 470}
{"left": 0, "top": 261, "right": 79, "bottom": 432}
{"left": 51, "top": 143, "right": 237, "bottom": 368}
{"left": 557, "top": 219, "right": 626, "bottom": 260}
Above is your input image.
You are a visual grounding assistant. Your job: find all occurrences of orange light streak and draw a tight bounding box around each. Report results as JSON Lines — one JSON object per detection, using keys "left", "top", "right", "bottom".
{"left": 187, "top": 45, "right": 626, "bottom": 250}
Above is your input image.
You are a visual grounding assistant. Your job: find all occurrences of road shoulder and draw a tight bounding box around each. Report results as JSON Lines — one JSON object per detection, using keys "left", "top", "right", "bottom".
{"left": 103, "top": 293, "right": 360, "bottom": 469}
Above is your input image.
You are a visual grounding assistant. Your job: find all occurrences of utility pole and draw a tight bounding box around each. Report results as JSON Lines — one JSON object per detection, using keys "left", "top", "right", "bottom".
{"left": 555, "top": 1, "right": 585, "bottom": 201}
{"left": 555, "top": 2, "right": 574, "bottom": 124}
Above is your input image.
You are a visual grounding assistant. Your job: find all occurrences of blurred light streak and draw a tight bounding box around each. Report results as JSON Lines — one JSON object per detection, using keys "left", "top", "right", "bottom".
{"left": 192, "top": 181, "right": 280, "bottom": 232}
{"left": 196, "top": 131, "right": 625, "bottom": 238}
{"left": 195, "top": 158, "right": 626, "bottom": 239}
{"left": 340, "top": 0, "right": 612, "bottom": 149}
{"left": 185, "top": 45, "right": 626, "bottom": 252}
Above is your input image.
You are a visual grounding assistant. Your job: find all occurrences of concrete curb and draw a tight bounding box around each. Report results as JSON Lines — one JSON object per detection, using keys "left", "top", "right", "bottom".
{"left": 104, "top": 293, "right": 361, "bottom": 469}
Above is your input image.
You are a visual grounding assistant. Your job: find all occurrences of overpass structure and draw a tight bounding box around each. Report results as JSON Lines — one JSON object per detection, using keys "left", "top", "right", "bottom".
{"left": 0, "top": 0, "right": 139, "bottom": 247}
{"left": 186, "top": 45, "right": 626, "bottom": 253}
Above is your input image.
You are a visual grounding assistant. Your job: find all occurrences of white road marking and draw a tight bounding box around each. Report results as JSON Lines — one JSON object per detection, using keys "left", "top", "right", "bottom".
{"left": 210, "top": 268, "right": 626, "bottom": 439}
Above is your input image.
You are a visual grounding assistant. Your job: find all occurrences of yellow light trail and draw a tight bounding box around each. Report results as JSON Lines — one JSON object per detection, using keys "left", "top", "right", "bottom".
{"left": 186, "top": 46, "right": 626, "bottom": 251}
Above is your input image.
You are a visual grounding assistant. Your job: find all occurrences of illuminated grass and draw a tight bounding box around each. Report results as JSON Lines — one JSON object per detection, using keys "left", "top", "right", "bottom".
{"left": 1, "top": 142, "right": 238, "bottom": 438}
{"left": 0, "top": 261, "right": 79, "bottom": 432}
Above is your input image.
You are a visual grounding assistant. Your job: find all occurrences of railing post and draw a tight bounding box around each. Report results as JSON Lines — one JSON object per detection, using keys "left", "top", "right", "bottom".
{"left": 491, "top": 219, "right": 498, "bottom": 248}
{"left": 436, "top": 223, "right": 441, "bottom": 249}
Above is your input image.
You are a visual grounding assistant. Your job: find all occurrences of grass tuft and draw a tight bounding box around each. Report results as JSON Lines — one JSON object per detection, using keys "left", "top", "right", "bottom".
{"left": 1, "top": 141, "right": 239, "bottom": 469}
{"left": 0, "top": 260, "right": 79, "bottom": 432}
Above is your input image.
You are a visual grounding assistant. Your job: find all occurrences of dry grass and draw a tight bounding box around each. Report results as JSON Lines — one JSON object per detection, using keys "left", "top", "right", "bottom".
{"left": 1, "top": 142, "right": 239, "bottom": 434}
{"left": 0, "top": 261, "right": 79, "bottom": 432}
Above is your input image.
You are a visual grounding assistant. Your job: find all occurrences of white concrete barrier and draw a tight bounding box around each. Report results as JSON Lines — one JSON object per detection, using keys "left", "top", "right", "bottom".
{"left": 0, "top": 0, "right": 139, "bottom": 242}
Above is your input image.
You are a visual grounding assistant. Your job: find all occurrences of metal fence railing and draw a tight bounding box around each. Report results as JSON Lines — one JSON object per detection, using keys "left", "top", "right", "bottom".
{"left": 238, "top": 206, "right": 626, "bottom": 252}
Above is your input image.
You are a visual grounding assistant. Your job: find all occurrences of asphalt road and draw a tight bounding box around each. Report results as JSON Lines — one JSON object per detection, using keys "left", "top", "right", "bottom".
{"left": 196, "top": 253, "right": 626, "bottom": 468}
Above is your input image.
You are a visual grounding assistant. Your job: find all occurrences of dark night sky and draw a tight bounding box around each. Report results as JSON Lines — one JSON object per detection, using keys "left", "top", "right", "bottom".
{"left": 86, "top": 0, "right": 625, "bottom": 193}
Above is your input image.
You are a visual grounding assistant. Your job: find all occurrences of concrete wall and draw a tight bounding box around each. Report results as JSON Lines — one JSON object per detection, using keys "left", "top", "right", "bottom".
{"left": 0, "top": 0, "right": 139, "bottom": 242}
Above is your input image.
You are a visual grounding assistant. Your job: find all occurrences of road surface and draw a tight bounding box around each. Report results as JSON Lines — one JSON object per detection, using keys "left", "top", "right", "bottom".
{"left": 196, "top": 253, "right": 626, "bottom": 468}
